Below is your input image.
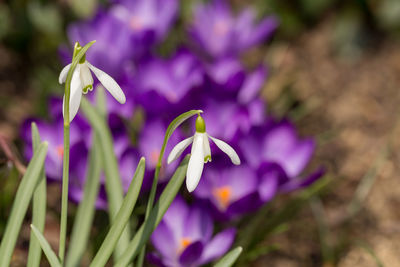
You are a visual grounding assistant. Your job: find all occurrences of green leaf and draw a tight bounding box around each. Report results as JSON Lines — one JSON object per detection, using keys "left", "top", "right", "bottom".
{"left": 214, "top": 247, "right": 243, "bottom": 267}
{"left": 90, "top": 158, "right": 146, "bottom": 267}
{"left": 80, "top": 98, "right": 131, "bottom": 259}
{"left": 30, "top": 224, "right": 61, "bottom": 267}
{"left": 115, "top": 155, "right": 190, "bottom": 267}
{"left": 28, "top": 123, "right": 47, "bottom": 267}
{"left": 65, "top": 134, "right": 102, "bottom": 267}
{"left": 0, "top": 142, "right": 48, "bottom": 266}
{"left": 137, "top": 109, "right": 201, "bottom": 266}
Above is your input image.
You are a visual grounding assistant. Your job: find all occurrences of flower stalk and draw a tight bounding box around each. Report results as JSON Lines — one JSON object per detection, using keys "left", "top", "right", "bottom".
{"left": 58, "top": 41, "right": 95, "bottom": 263}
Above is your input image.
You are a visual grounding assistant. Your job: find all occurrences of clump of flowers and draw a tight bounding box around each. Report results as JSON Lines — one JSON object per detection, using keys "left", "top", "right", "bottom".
{"left": 16, "top": 0, "right": 324, "bottom": 266}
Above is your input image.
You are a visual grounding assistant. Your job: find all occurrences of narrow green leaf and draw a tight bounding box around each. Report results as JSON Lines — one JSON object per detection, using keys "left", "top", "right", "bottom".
{"left": 80, "top": 98, "right": 131, "bottom": 259}
{"left": 30, "top": 224, "right": 61, "bottom": 267}
{"left": 138, "top": 109, "right": 201, "bottom": 266}
{"left": 28, "top": 123, "right": 47, "bottom": 267}
{"left": 214, "top": 247, "right": 243, "bottom": 267}
{"left": 115, "top": 155, "right": 190, "bottom": 267}
{"left": 90, "top": 158, "right": 146, "bottom": 267}
{"left": 65, "top": 134, "right": 102, "bottom": 267}
{"left": 0, "top": 142, "right": 48, "bottom": 266}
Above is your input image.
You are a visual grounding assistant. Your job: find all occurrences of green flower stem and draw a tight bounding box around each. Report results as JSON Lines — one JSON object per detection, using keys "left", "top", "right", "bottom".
{"left": 137, "top": 110, "right": 201, "bottom": 267}
{"left": 27, "top": 123, "right": 47, "bottom": 267}
{"left": 0, "top": 142, "right": 48, "bottom": 266}
{"left": 65, "top": 133, "right": 102, "bottom": 267}
{"left": 59, "top": 40, "right": 95, "bottom": 263}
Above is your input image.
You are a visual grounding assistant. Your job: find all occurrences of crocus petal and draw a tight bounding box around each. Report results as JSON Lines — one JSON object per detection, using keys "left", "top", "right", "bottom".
{"left": 200, "top": 228, "right": 236, "bottom": 265}
{"left": 59, "top": 63, "right": 71, "bottom": 84}
{"left": 209, "top": 135, "right": 240, "bottom": 165}
{"left": 86, "top": 62, "right": 126, "bottom": 104}
{"left": 151, "top": 221, "right": 177, "bottom": 258}
{"left": 62, "top": 67, "right": 82, "bottom": 122}
{"left": 167, "top": 136, "right": 194, "bottom": 164}
{"left": 179, "top": 241, "right": 203, "bottom": 266}
{"left": 186, "top": 133, "right": 205, "bottom": 192}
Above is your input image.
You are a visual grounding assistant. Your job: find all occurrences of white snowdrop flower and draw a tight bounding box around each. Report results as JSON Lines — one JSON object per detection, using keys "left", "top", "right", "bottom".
{"left": 58, "top": 48, "right": 126, "bottom": 122}
{"left": 168, "top": 115, "right": 241, "bottom": 192}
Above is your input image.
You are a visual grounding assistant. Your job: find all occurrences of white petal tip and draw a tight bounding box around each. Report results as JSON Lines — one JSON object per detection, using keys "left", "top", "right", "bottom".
{"left": 186, "top": 180, "right": 196, "bottom": 193}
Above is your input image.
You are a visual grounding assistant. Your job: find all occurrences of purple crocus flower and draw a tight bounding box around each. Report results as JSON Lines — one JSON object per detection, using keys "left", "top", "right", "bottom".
{"left": 21, "top": 117, "right": 86, "bottom": 181}
{"left": 150, "top": 196, "right": 236, "bottom": 267}
{"left": 204, "top": 58, "right": 267, "bottom": 103}
{"left": 195, "top": 165, "right": 261, "bottom": 221}
{"left": 132, "top": 50, "right": 203, "bottom": 115}
{"left": 239, "top": 121, "right": 324, "bottom": 201}
{"left": 111, "top": 0, "right": 178, "bottom": 50}
{"left": 201, "top": 97, "right": 266, "bottom": 142}
{"left": 189, "top": 0, "right": 278, "bottom": 58}
{"left": 67, "top": 11, "right": 134, "bottom": 77}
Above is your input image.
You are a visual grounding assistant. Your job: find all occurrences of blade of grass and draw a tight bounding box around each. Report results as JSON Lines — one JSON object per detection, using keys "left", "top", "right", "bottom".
{"left": 90, "top": 158, "right": 145, "bottom": 267}
{"left": 30, "top": 224, "right": 61, "bottom": 267}
{"left": 137, "top": 109, "right": 201, "bottom": 267}
{"left": 214, "top": 247, "right": 243, "bottom": 267}
{"left": 309, "top": 196, "right": 333, "bottom": 264}
{"left": 355, "top": 240, "right": 384, "bottom": 267}
{"left": 80, "top": 98, "right": 131, "bottom": 259}
{"left": 27, "top": 123, "right": 47, "bottom": 267}
{"left": 0, "top": 142, "right": 48, "bottom": 266}
{"left": 347, "top": 144, "right": 389, "bottom": 219}
{"left": 115, "top": 155, "right": 190, "bottom": 267}
{"left": 65, "top": 134, "right": 102, "bottom": 267}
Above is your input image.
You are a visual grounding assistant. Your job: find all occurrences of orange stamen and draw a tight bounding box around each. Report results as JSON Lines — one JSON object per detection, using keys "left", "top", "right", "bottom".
{"left": 213, "top": 186, "right": 232, "bottom": 210}
{"left": 130, "top": 16, "right": 142, "bottom": 30}
{"left": 56, "top": 145, "right": 64, "bottom": 158}
{"left": 150, "top": 150, "right": 160, "bottom": 166}
{"left": 214, "top": 21, "right": 228, "bottom": 36}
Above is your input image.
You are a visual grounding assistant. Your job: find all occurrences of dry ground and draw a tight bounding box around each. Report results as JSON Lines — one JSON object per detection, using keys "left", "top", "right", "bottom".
{"left": 254, "top": 19, "right": 400, "bottom": 266}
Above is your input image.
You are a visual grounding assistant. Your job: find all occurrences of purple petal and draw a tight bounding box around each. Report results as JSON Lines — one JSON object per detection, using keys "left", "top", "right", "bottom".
{"left": 258, "top": 171, "right": 279, "bottom": 202}
{"left": 280, "top": 167, "right": 325, "bottom": 192}
{"left": 179, "top": 241, "right": 203, "bottom": 266}
{"left": 284, "top": 139, "right": 315, "bottom": 177}
{"left": 183, "top": 205, "right": 213, "bottom": 242}
{"left": 237, "top": 65, "right": 267, "bottom": 104}
{"left": 151, "top": 221, "right": 178, "bottom": 258}
{"left": 200, "top": 228, "right": 236, "bottom": 265}
{"left": 162, "top": 196, "right": 188, "bottom": 242}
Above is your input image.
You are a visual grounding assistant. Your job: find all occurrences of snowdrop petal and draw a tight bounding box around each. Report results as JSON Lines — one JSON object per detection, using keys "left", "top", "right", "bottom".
{"left": 203, "top": 135, "right": 211, "bottom": 163}
{"left": 209, "top": 135, "right": 241, "bottom": 165}
{"left": 59, "top": 63, "right": 71, "bottom": 84}
{"left": 79, "top": 63, "right": 94, "bottom": 92}
{"left": 186, "top": 133, "right": 205, "bottom": 192}
{"left": 167, "top": 136, "right": 194, "bottom": 164}
{"left": 63, "top": 67, "right": 82, "bottom": 122}
{"left": 87, "top": 62, "right": 126, "bottom": 104}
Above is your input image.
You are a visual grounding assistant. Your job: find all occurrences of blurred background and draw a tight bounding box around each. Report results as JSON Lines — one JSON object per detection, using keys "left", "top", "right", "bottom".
{"left": 1, "top": 0, "right": 400, "bottom": 266}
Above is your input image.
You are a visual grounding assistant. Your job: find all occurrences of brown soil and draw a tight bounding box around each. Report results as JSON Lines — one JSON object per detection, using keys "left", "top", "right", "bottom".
{"left": 255, "top": 18, "right": 400, "bottom": 266}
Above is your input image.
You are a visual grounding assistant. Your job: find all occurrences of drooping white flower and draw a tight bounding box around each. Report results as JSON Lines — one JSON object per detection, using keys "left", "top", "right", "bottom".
{"left": 59, "top": 53, "right": 126, "bottom": 122}
{"left": 168, "top": 115, "right": 240, "bottom": 192}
